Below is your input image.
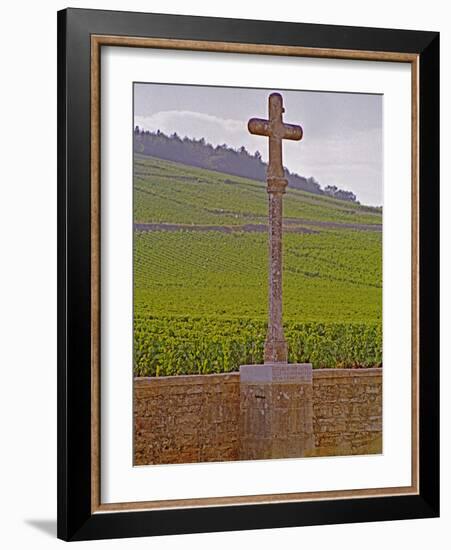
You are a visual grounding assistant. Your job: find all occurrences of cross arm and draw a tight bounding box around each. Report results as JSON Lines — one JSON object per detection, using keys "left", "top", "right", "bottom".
{"left": 281, "top": 123, "right": 303, "bottom": 141}
{"left": 248, "top": 118, "right": 271, "bottom": 136}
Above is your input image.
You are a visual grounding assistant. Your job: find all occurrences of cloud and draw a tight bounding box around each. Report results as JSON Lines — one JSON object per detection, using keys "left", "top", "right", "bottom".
{"left": 135, "top": 110, "right": 244, "bottom": 143}
{"left": 282, "top": 127, "right": 383, "bottom": 205}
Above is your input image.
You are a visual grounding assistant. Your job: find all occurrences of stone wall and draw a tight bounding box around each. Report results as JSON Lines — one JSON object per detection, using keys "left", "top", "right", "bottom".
{"left": 134, "top": 368, "right": 382, "bottom": 465}
{"left": 134, "top": 373, "right": 240, "bottom": 465}
{"left": 312, "top": 369, "right": 383, "bottom": 457}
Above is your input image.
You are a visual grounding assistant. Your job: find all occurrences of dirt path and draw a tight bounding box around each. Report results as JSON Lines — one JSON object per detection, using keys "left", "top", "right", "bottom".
{"left": 284, "top": 218, "right": 382, "bottom": 232}
{"left": 134, "top": 223, "right": 318, "bottom": 234}
{"left": 134, "top": 219, "right": 381, "bottom": 233}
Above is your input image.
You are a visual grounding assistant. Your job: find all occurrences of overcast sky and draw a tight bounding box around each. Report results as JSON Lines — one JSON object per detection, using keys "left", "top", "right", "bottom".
{"left": 134, "top": 83, "right": 383, "bottom": 206}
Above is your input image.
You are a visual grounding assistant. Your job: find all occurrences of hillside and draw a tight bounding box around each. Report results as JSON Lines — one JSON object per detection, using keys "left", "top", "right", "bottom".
{"left": 134, "top": 128, "right": 364, "bottom": 202}
{"left": 134, "top": 154, "right": 381, "bottom": 227}
{"left": 133, "top": 154, "right": 382, "bottom": 376}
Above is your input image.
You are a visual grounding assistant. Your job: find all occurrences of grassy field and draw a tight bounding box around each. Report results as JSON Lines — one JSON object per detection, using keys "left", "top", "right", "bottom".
{"left": 133, "top": 154, "right": 382, "bottom": 376}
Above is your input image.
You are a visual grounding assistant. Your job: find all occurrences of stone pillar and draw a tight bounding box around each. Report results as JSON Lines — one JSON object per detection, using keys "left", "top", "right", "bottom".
{"left": 264, "top": 177, "right": 288, "bottom": 363}
{"left": 239, "top": 363, "right": 313, "bottom": 460}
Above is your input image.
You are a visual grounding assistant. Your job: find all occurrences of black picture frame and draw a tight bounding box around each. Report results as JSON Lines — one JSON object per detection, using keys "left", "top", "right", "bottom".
{"left": 57, "top": 7, "right": 439, "bottom": 541}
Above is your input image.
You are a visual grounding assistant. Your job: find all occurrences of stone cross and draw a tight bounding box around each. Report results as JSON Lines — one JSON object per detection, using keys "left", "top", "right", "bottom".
{"left": 248, "top": 93, "right": 303, "bottom": 363}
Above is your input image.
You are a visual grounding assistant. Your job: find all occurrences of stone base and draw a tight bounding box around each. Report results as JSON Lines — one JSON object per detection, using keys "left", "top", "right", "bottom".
{"left": 239, "top": 363, "right": 313, "bottom": 460}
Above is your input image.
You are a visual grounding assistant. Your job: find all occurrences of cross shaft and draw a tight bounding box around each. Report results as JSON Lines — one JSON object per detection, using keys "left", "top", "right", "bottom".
{"left": 248, "top": 93, "right": 303, "bottom": 363}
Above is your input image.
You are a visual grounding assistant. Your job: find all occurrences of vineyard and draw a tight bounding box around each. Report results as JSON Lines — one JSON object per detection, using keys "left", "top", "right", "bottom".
{"left": 133, "top": 154, "right": 382, "bottom": 375}
{"left": 134, "top": 154, "right": 382, "bottom": 227}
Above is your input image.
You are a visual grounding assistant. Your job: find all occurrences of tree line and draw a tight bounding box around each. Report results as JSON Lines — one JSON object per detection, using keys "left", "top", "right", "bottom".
{"left": 134, "top": 127, "right": 358, "bottom": 202}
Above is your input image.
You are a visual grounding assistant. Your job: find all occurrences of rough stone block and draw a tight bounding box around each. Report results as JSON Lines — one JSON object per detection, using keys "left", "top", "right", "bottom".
{"left": 239, "top": 363, "right": 313, "bottom": 460}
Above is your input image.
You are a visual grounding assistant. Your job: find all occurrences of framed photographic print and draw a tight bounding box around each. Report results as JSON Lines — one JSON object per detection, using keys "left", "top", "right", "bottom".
{"left": 57, "top": 8, "right": 439, "bottom": 541}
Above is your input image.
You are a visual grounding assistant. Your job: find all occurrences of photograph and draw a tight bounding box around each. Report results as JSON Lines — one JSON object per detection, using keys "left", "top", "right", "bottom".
{"left": 132, "top": 83, "right": 383, "bottom": 466}
{"left": 53, "top": 6, "right": 440, "bottom": 542}
{"left": 0, "top": 0, "right": 444, "bottom": 545}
